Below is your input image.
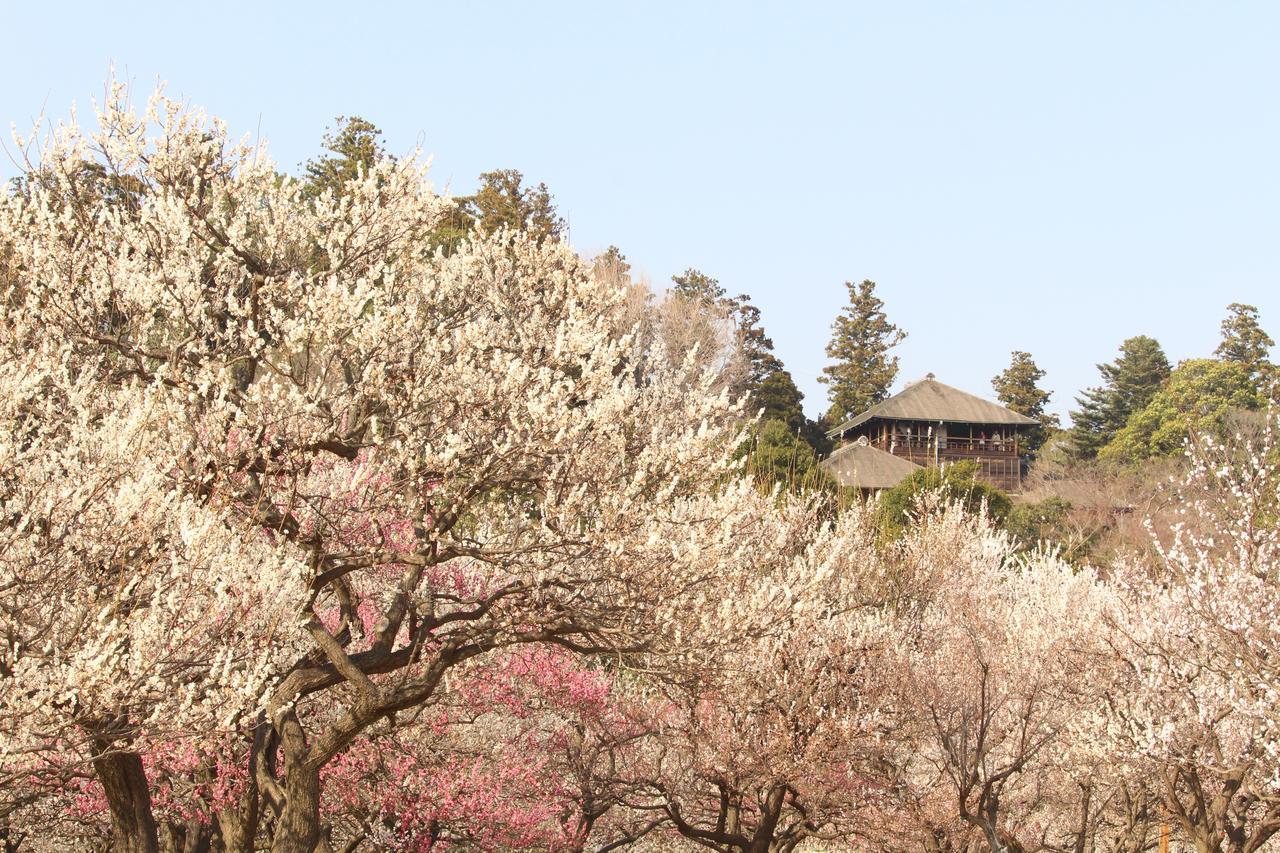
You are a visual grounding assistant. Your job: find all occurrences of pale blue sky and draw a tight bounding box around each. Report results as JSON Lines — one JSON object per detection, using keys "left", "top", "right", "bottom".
{"left": 3, "top": 2, "right": 1277, "bottom": 421}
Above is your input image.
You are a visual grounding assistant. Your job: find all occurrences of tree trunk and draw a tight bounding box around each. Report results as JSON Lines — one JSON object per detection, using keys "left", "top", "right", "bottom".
{"left": 90, "top": 745, "right": 160, "bottom": 853}
{"left": 216, "top": 805, "right": 258, "bottom": 853}
{"left": 1, "top": 823, "right": 26, "bottom": 853}
{"left": 214, "top": 742, "right": 261, "bottom": 853}
{"left": 746, "top": 785, "right": 787, "bottom": 853}
{"left": 270, "top": 763, "right": 322, "bottom": 853}
{"left": 159, "top": 820, "right": 211, "bottom": 853}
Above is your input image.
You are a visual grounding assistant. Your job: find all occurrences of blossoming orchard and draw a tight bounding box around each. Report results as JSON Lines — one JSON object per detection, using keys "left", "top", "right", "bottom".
{"left": 2, "top": 85, "right": 1279, "bottom": 853}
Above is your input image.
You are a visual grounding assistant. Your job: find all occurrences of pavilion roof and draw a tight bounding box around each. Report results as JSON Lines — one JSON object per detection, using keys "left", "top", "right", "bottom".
{"left": 828, "top": 375, "right": 1038, "bottom": 438}
{"left": 820, "top": 439, "right": 922, "bottom": 490}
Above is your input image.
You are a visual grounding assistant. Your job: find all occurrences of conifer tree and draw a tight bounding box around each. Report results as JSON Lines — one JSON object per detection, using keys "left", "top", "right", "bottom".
{"left": 671, "top": 269, "right": 827, "bottom": 457}
{"left": 992, "top": 351, "right": 1059, "bottom": 452}
{"left": 593, "top": 245, "right": 631, "bottom": 281}
{"left": 432, "top": 169, "right": 565, "bottom": 250}
{"left": 753, "top": 368, "right": 807, "bottom": 433}
{"left": 819, "top": 279, "right": 906, "bottom": 425}
{"left": 670, "top": 268, "right": 728, "bottom": 304}
{"left": 728, "top": 300, "right": 785, "bottom": 386}
{"left": 1216, "top": 302, "right": 1275, "bottom": 389}
{"left": 669, "top": 268, "right": 781, "bottom": 395}
{"left": 464, "top": 169, "right": 564, "bottom": 241}
{"left": 302, "top": 116, "right": 388, "bottom": 199}
{"left": 1068, "top": 335, "right": 1171, "bottom": 459}
{"left": 1098, "top": 358, "right": 1265, "bottom": 463}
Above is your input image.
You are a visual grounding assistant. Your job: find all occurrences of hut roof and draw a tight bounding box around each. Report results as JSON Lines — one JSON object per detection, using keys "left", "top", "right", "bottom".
{"left": 820, "top": 438, "right": 922, "bottom": 490}
{"left": 828, "top": 375, "right": 1038, "bottom": 437}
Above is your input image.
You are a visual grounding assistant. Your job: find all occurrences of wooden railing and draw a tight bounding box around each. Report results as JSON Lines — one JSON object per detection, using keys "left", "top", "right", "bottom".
{"left": 869, "top": 435, "right": 1019, "bottom": 455}
{"left": 850, "top": 434, "right": 1025, "bottom": 490}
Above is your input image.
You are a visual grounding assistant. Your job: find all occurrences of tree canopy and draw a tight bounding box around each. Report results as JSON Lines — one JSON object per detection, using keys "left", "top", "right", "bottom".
{"left": 463, "top": 168, "right": 564, "bottom": 241}
{"left": 12, "top": 81, "right": 1280, "bottom": 853}
{"left": 1216, "top": 302, "right": 1275, "bottom": 389}
{"left": 1098, "top": 358, "right": 1266, "bottom": 463}
{"left": 876, "top": 460, "right": 1012, "bottom": 540}
{"left": 991, "top": 350, "right": 1059, "bottom": 452}
{"left": 743, "top": 418, "right": 829, "bottom": 490}
{"left": 669, "top": 267, "right": 828, "bottom": 462}
{"left": 820, "top": 279, "right": 906, "bottom": 425}
{"left": 1068, "top": 335, "right": 1171, "bottom": 459}
{"left": 301, "top": 115, "right": 389, "bottom": 199}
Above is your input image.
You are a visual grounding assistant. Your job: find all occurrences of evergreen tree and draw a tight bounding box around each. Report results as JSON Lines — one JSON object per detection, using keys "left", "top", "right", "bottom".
{"left": 671, "top": 268, "right": 828, "bottom": 456}
{"left": 669, "top": 268, "right": 778, "bottom": 389}
{"left": 431, "top": 168, "right": 565, "bottom": 251}
{"left": 302, "top": 116, "right": 388, "bottom": 200}
{"left": 1067, "top": 385, "right": 1116, "bottom": 462}
{"left": 1216, "top": 302, "right": 1275, "bottom": 389}
{"left": 753, "top": 368, "right": 806, "bottom": 431}
{"left": 819, "top": 279, "right": 906, "bottom": 425}
{"left": 670, "top": 268, "right": 728, "bottom": 304}
{"left": 1098, "top": 358, "right": 1264, "bottom": 463}
{"left": 463, "top": 169, "right": 564, "bottom": 242}
{"left": 726, "top": 299, "right": 785, "bottom": 386}
{"left": 593, "top": 245, "right": 631, "bottom": 281}
{"left": 991, "top": 351, "right": 1059, "bottom": 452}
{"left": 1068, "top": 335, "right": 1171, "bottom": 459}
{"left": 744, "top": 419, "right": 830, "bottom": 492}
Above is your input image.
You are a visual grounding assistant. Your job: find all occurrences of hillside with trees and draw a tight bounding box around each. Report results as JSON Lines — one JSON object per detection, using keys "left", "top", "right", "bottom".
{"left": 1, "top": 84, "right": 1278, "bottom": 853}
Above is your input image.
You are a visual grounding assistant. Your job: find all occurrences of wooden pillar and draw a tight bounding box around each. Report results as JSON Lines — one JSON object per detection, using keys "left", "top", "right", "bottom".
{"left": 1014, "top": 432, "right": 1021, "bottom": 490}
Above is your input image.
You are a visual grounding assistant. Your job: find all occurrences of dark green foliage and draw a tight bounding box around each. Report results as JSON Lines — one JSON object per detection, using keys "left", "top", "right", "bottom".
{"left": 670, "top": 268, "right": 828, "bottom": 456}
{"left": 751, "top": 368, "right": 804, "bottom": 428}
{"left": 820, "top": 279, "right": 906, "bottom": 425}
{"left": 1099, "top": 358, "right": 1265, "bottom": 463}
{"left": 467, "top": 169, "right": 564, "bottom": 241}
{"left": 432, "top": 169, "right": 565, "bottom": 251}
{"left": 1216, "top": 302, "right": 1275, "bottom": 388}
{"left": 593, "top": 246, "right": 631, "bottom": 281}
{"left": 1066, "top": 386, "right": 1114, "bottom": 461}
{"left": 731, "top": 299, "right": 786, "bottom": 388}
{"left": 877, "top": 460, "right": 1012, "bottom": 539}
{"left": 670, "top": 268, "right": 728, "bottom": 304}
{"left": 1068, "top": 336, "right": 1171, "bottom": 459}
{"left": 991, "top": 351, "right": 1059, "bottom": 453}
{"left": 744, "top": 419, "right": 832, "bottom": 492}
{"left": 302, "top": 116, "right": 388, "bottom": 200}
{"left": 1004, "top": 497, "right": 1093, "bottom": 564}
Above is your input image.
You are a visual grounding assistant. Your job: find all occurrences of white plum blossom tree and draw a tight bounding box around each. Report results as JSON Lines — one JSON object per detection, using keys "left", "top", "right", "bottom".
{"left": 1103, "top": 417, "right": 1280, "bottom": 853}
{"left": 5, "top": 79, "right": 1280, "bottom": 853}
{"left": 0, "top": 83, "right": 800, "bottom": 852}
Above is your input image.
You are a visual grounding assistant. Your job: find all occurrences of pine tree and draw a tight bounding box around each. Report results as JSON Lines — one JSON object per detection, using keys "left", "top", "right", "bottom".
{"left": 1067, "top": 385, "right": 1115, "bottom": 462}
{"left": 1098, "top": 358, "right": 1265, "bottom": 463}
{"left": 671, "top": 269, "right": 828, "bottom": 456}
{"left": 593, "top": 246, "right": 631, "bottom": 281}
{"left": 1068, "top": 335, "right": 1171, "bottom": 459}
{"left": 726, "top": 299, "right": 785, "bottom": 386}
{"left": 819, "top": 279, "right": 906, "bottom": 425}
{"left": 991, "top": 351, "right": 1059, "bottom": 452}
{"left": 670, "top": 268, "right": 728, "bottom": 304}
{"left": 431, "top": 169, "right": 565, "bottom": 251}
{"left": 1216, "top": 302, "right": 1275, "bottom": 389}
{"left": 670, "top": 268, "right": 778, "bottom": 390}
{"left": 464, "top": 169, "right": 563, "bottom": 241}
{"left": 302, "top": 116, "right": 388, "bottom": 200}
{"left": 753, "top": 369, "right": 806, "bottom": 430}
